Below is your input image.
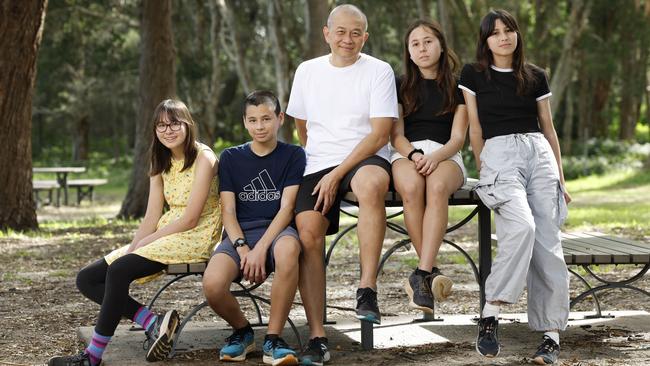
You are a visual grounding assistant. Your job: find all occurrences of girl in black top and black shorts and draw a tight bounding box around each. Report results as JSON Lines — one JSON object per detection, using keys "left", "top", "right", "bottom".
{"left": 459, "top": 9, "right": 571, "bottom": 365}
{"left": 390, "top": 20, "right": 468, "bottom": 315}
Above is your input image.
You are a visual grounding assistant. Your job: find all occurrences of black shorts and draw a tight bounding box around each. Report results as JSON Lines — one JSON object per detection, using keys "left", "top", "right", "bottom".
{"left": 295, "top": 155, "right": 391, "bottom": 235}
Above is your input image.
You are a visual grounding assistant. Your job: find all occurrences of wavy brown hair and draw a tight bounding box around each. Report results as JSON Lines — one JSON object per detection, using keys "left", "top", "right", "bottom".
{"left": 400, "top": 19, "right": 460, "bottom": 117}
{"left": 475, "top": 9, "right": 536, "bottom": 96}
{"left": 150, "top": 99, "right": 198, "bottom": 176}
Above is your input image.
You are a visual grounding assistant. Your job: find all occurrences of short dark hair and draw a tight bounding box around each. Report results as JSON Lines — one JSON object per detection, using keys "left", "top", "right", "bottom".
{"left": 243, "top": 90, "right": 281, "bottom": 117}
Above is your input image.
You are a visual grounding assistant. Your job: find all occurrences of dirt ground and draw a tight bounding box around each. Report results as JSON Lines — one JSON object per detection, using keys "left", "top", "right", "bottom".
{"left": 1, "top": 206, "right": 649, "bottom": 365}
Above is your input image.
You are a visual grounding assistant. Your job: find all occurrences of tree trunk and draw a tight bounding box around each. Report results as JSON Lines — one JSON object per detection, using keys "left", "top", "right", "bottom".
{"left": 268, "top": 0, "right": 293, "bottom": 142}
{"left": 591, "top": 78, "right": 612, "bottom": 138}
{"left": 550, "top": 0, "right": 590, "bottom": 118}
{"left": 72, "top": 114, "right": 90, "bottom": 161}
{"left": 202, "top": 0, "right": 222, "bottom": 143}
{"left": 437, "top": 0, "right": 454, "bottom": 47}
{"left": 0, "top": 0, "right": 47, "bottom": 231}
{"left": 576, "top": 53, "right": 592, "bottom": 143}
{"left": 416, "top": 0, "right": 430, "bottom": 20}
{"left": 118, "top": 0, "right": 176, "bottom": 219}
{"left": 304, "top": 0, "right": 329, "bottom": 60}
{"left": 561, "top": 82, "right": 574, "bottom": 154}
{"left": 618, "top": 5, "right": 648, "bottom": 141}
{"left": 218, "top": 0, "right": 252, "bottom": 94}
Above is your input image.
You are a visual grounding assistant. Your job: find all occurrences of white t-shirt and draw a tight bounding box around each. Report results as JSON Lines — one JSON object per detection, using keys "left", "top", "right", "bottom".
{"left": 286, "top": 53, "right": 398, "bottom": 175}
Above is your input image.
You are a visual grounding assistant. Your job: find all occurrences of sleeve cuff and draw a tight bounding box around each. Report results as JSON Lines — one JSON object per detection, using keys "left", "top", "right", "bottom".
{"left": 536, "top": 92, "right": 552, "bottom": 101}
{"left": 458, "top": 84, "right": 476, "bottom": 96}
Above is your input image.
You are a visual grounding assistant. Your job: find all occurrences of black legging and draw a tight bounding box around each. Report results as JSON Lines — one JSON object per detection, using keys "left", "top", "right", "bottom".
{"left": 76, "top": 254, "right": 166, "bottom": 336}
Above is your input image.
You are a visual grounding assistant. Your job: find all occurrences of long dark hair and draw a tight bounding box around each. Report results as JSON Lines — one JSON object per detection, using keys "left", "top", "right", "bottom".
{"left": 150, "top": 99, "right": 198, "bottom": 176}
{"left": 400, "top": 20, "right": 460, "bottom": 117}
{"left": 476, "top": 9, "right": 536, "bottom": 96}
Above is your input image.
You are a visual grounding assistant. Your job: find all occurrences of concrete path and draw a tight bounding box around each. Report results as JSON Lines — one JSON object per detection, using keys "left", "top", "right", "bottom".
{"left": 79, "top": 311, "right": 650, "bottom": 365}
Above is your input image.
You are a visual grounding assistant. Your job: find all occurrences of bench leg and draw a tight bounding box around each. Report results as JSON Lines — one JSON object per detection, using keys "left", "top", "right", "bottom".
{"left": 360, "top": 321, "right": 373, "bottom": 350}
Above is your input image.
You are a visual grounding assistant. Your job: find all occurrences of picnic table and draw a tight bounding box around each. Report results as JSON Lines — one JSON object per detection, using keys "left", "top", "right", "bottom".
{"left": 33, "top": 167, "right": 86, "bottom": 205}
{"left": 328, "top": 178, "right": 493, "bottom": 350}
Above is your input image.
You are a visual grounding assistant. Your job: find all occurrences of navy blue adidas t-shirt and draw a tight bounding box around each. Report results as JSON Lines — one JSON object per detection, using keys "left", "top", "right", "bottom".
{"left": 218, "top": 141, "right": 306, "bottom": 223}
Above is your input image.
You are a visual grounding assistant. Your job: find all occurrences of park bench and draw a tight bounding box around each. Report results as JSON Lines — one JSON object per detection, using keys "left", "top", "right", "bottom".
{"left": 33, "top": 179, "right": 60, "bottom": 207}
{"left": 331, "top": 180, "right": 650, "bottom": 350}
{"left": 327, "top": 178, "right": 491, "bottom": 350}
{"left": 489, "top": 231, "right": 650, "bottom": 317}
{"left": 146, "top": 262, "right": 303, "bottom": 358}
{"left": 67, "top": 178, "right": 108, "bottom": 205}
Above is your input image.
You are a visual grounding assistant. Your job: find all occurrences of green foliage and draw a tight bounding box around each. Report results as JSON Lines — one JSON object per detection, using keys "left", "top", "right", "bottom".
{"left": 562, "top": 140, "right": 650, "bottom": 179}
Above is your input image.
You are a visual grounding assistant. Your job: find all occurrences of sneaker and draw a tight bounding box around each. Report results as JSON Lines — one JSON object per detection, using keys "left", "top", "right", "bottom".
{"left": 532, "top": 335, "right": 560, "bottom": 364}
{"left": 144, "top": 309, "right": 180, "bottom": 362}
{"left": 404, "top": 269, "right": 434, "bottom": 313}
{"left": 355, "top": 288, "right": 381, "bottom": 324}
{"left": 219, "top": 326, "right": 255, "bottom": 362}
{"left": 299, "top": 337, "right": 330, "bottom": 365}
{"left": 48, "top": 352, "right": 96, "bottom": 366}
{"left": 430, "top": 267, "right": 453, "bottom": 301}
{"left": 262, "top": 336, "right": 298, "bottom": 365}
{"left": 476, "top": 316, "right": 500, "bottom": 357}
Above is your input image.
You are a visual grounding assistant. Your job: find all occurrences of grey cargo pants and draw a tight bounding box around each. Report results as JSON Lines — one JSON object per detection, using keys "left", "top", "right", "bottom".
{"left": 476, "top": 133, "right": 569, "bottom": 331}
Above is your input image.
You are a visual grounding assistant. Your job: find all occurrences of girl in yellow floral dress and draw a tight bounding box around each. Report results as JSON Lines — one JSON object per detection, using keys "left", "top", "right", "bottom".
{"left": 49, "top": 99, "right": 222, "bottom": 366}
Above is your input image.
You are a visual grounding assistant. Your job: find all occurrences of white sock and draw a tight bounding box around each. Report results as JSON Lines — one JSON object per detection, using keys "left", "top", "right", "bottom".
{"left": 544, "top": 331, "right": 560, "bottom": 345}
{"left": 481, "top": 303, "right": 500, "bottom": 319}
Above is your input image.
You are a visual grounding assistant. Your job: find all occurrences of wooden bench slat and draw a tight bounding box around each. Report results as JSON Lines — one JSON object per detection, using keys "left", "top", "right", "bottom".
{"left": 561, "top": 242, "right": 615, "bottom": 264}
{"left": 561, "top": 238, "right": 631, "bottom": 263}
{"left": 563, "top": 233, "right": 649, "bottom": 255}
{"left": 33, "top": 180, "right": 60, "bottom": 189}
{"left": 577, "top": 232, "right": 650, "bottom": 254}
{"left": 67, "top": 179, "right": 108, "bottom": 186}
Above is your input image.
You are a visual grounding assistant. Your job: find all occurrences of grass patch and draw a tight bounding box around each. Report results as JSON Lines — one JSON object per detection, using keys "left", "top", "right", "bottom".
{"left": 564, "top": 169, "right": 650, "bottom": 236}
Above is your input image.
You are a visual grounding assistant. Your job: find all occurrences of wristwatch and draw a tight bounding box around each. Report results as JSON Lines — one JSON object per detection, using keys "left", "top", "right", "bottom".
{"left": 233, "top": 238, "right": 248, "bottom": 248}
{"left": 407, "top": 148, "right": 424, "bottom": 161}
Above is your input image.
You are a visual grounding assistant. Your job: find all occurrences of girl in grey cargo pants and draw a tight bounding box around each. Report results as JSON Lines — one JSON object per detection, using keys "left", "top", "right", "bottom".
{"left": 477, "top": 132, "right": 569, "bottom": 332}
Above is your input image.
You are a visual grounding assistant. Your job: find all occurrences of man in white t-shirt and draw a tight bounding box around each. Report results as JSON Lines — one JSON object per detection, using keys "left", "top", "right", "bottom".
{"left": 286, "top": 4, "right": 398, "bottom": 364}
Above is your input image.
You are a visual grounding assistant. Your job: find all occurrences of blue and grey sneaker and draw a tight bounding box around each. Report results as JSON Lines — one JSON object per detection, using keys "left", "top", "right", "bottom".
{"left": 355, "top": 287, "right": 381, "bottom": 324}
{"left": 532, "top": 335, "right": 560, "bottom": 364}
{"left": 144, "top": 309, "right": 180, "bottom": 362}
{"left": 219, "top": 326, "right": 255, "bottom": 362}
{"left": 299, "top": 337, "right": 330, "bottom": 365}
{"left": 262, "top": 336, "right": 298, "bottom": 365}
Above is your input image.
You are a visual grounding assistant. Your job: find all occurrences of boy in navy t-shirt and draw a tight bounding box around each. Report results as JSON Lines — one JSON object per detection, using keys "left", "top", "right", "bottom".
{"left": 202, "top": 90, "right": 306, "bottom": 365}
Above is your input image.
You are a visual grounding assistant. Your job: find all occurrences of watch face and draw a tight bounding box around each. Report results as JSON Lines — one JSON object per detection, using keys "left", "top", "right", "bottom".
{"left": 234, "top": 238, "right": 246, "bottom": 247}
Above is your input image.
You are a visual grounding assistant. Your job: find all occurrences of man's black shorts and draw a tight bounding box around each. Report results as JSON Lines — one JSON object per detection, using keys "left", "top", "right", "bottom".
{"left": 294, "top": 155, "right": 390, "bottom": 235}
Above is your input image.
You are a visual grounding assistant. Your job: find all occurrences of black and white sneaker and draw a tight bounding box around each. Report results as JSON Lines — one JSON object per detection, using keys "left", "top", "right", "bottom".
{"left": 355, "top": 287, "right": 381, "bottom": 324}
{"left": 430, "top": 267, "right": 453, "bottom": 301}
{"left": 532, "top": 335, "right": 560, "bottom": 364}
{"left": 476, "top": 316, "right": 500, "bottom": 357}
{"left": 144, "top": 309, "right": 180, "bottom": 362}
{"left": 299, "top": 337, "right": 330, "bottom": 365}
{"left": 404, "top": 269, "right": 434, "bottom": 313}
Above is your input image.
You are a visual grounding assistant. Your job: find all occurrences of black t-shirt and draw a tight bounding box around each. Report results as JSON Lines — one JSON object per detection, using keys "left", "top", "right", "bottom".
{"left": 458, "top": 64, "right": 551, "bottom": 139}
{"left": 396, "top": 76, "right": 465, "bottom": 145}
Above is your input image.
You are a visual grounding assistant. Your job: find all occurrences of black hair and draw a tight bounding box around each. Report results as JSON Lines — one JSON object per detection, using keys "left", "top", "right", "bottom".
{"left": 242, "top": 90, "right": 281, "bottom": 117}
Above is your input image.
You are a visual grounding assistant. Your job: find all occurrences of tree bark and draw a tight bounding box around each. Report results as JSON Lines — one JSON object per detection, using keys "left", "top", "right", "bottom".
{"left": 304, "top": 0, "right": 329, "bottom": 60}
{"left": 437, "top": 0, "right": 454, "bottom": 47}
{"left": 118, "top": 0, "right": 176, "bottom": 219}
{"left": 0, "top": 0, "right": 47, "bottom": 231}
{"left": 561, "top": 82, "right": 574, "bottom": 154}
{"left": 72, "top": 113, "right": 90, "bottom": 161}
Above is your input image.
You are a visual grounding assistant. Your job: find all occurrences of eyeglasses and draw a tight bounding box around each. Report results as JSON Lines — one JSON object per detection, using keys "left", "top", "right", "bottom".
{"left": 155, "top": 120, "right": 183, "bottom": 133}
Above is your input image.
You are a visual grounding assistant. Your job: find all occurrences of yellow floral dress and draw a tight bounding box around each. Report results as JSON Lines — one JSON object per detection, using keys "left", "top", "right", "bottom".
{"left": 104, "top": 145, "right": 222, "bottom": 282}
